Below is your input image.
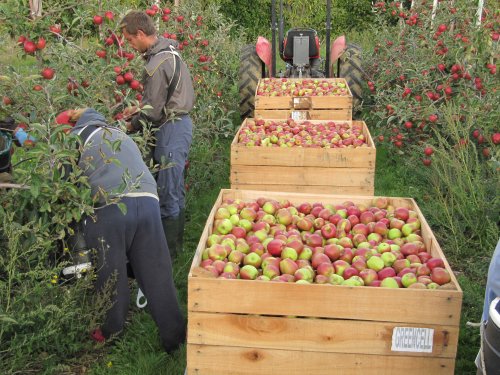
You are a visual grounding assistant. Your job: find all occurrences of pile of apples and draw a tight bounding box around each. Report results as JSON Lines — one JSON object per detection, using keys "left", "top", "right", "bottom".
{"left": 199, "top": 197, "right": 455, "bottom": 290}
{"left": 237, "top": 118, "right": 368, "bottom": 148}
{"left": 257, "top": 78, "right": 350, "bottom": 97}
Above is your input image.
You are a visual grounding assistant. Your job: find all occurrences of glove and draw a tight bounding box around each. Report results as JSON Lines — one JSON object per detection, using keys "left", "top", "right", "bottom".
{"left": 13, "top": 126, "right": 36, "bottom": 147}
{"left": 60, "top": 257, "right": 93, "bottom": 279}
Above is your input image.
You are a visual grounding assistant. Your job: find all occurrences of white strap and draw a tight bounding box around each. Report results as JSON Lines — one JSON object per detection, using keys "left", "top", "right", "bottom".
{"left": 136, "top": 288, "right": 147, "bottom": 308}
{"left": 154, "top": 45, "right": 181, "bottom": 58}
{"left": 75, "top": 125, "right": 103, "bottom": 146}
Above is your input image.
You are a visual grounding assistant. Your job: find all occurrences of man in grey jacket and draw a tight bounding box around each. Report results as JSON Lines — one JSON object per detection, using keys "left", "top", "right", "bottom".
{"left": 120, "top": 11, "right": 195, "bottom": 258}
{"left": 56, "top": 108, "right": 186, "bottom": 352}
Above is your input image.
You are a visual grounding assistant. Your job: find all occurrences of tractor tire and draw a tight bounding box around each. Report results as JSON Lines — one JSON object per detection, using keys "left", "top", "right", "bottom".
{"left": 239, "top": 44, "right": 265, "bottom": 119}
{"left": 338, "top": 43, "right": 364, "bottom": 115}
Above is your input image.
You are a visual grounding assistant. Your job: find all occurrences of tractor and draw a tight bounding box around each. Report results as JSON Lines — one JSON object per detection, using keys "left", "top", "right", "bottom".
{"left": 239, "top": 0, "right": 364, "bottom": 119}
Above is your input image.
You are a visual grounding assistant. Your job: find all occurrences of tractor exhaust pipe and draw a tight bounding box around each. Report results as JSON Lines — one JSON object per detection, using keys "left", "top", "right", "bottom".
{"left": 325, "top": 0, "right": 332, "bottom": 78}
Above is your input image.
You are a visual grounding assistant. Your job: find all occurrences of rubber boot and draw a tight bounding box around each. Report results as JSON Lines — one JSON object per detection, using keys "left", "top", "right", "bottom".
{"left": 162, "top": 217, "right": 179, "bottom": 258}
{"left": 177, "top": 209, "right": 185, "bottom": 254}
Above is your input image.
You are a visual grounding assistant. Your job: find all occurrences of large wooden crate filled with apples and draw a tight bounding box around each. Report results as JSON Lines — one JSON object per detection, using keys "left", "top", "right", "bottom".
{"left": 187, "top": 189, "right": 462, "bottom": 375}
{"left": 254, "top": 77, "right": 353, "bottom": 120}
{"left": 230, "top": 118, "right": 376, "bottom": 195}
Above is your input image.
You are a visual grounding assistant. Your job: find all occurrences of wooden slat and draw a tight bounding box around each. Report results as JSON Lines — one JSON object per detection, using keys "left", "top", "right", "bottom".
{"left": 188, "top": 312, "right": 459, "bottom": 358}
{"left": 186, "top": 345, "right": 455, "bottom": 375}
{"left": 188, "top": 277, "right": 461, "bottom": 326}
{"left": 230, "top": 183, "right": 374, "bottom": 196}
{"left": 231, "top": 146, "right": 375, "bottom": 168}
{"left": 230, "top": 165, "right": 374, "bottom": 187}
{"left": 254, "top": 108, "right": 352, "bottom": 120}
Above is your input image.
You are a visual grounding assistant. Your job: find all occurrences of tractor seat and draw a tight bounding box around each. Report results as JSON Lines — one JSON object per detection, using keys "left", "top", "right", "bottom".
{"left": 282, "top": 28, "right": 320, "bottom": 61}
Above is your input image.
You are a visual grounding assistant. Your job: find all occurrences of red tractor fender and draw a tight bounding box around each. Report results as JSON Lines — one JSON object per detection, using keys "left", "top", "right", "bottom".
{"left": 330, "top": 35, "right": 346, "bottom": 72}
{"left": 256, "top": 36, "right": 272, "bottom": 73}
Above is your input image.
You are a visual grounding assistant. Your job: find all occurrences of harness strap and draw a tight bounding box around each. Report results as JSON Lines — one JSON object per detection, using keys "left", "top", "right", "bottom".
{"left": 152, "top": 46, "right": 181, "bottom": 105}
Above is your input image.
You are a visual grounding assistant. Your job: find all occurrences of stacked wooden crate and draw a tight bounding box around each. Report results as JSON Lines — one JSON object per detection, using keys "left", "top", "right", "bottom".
{"left": 254, "top": 78, "right": 353, "bottom": 120}
{"left": 230, "top": 119, "right": 375, "bottom": 195}
{"left": 186, "top": 189, "right": 463, "bottom": 375}
{"left": 230, "top": 77, "right": 375, "bottom": 195}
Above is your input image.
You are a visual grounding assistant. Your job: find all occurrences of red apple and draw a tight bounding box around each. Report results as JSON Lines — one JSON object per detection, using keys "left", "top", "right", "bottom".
{"left": 430, "top": 267, "right": 451, "bottom": 285}
{"left": 279, "top": 258, "right": 299, "bottom": 275}
{"left": 240, "top": 265, "right": 259, "bottom": 280}
{"left": 426, "top": 257, "right": 445, "bottom": 270}
{"left": 41, "top": 67, "right": 55, "bottom": 79}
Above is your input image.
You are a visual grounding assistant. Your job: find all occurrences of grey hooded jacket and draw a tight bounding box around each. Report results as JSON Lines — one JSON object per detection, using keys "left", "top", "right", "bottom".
{"left": 131, "top": 37, "right": 195, "bottom": 131}
{"left": 71, "top": 109, "right": 157, "bottom": 203}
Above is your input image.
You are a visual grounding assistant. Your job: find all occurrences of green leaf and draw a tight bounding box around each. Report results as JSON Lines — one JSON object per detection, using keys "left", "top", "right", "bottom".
{"left": 117, "top": 202, "right": 127, "bottom": 216}
{"left": 110, "top": 158, "right": 122, "bottom": 168}
{"left": 111, "top": 139, "right": 122, "bottom": 153}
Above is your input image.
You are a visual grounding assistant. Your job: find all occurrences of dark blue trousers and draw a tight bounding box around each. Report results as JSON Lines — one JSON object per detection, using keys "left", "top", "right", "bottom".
{"left": 82, "top": 196, "right": 185, "bottom": 350}
{"left": 154, "top": 115, "right": 192, "bottom": 219}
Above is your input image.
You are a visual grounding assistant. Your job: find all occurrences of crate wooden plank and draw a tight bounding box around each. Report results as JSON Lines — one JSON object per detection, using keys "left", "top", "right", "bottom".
{"left": 231, "top": 146, "right": 375, "bottom": 167}
{"left": 186, "top": 344, "right": 455, "bottom": 375}
{"left": 231, "top": 120, "right": 375, "bottom": 169}
{"left": 230, "top": 183, "right": 374, "bottom": 196}
{"left": 254, "top": 108, "right": 352, "bottom": 120}
{"left": 188, "top": 277, "right": 461, "bottom": 326}
{"left": 230, "top": 165, "right": 374, "bottom": 187}
{"left": 188, "top": 312, "right": 459, "bottom": 358}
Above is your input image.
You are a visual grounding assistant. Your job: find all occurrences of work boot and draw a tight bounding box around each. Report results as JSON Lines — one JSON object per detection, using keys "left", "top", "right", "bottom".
{"left": 162, "top": 217, "right": 180, "bottom": 258}
{"left": 177, "top": 209, "right": 186, "bottom": 253}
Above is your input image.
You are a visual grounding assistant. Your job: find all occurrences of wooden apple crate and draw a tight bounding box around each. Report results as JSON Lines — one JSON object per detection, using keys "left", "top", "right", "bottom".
{"left": 187, "top": 189, "right": 463, "bottom": 375}
{"left": 230, "top": 119, "right": 376, "bottom": 196}
{"left": 254, "top": 78, "right": 353, "bottom": 120}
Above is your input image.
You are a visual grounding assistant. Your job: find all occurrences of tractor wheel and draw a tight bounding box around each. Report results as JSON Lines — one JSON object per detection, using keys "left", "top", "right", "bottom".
{"left": 238, "top": 44, "right": 265, "bottom": 119}
{"left": 338, "top": 43, "right": 364, "bottom": 115}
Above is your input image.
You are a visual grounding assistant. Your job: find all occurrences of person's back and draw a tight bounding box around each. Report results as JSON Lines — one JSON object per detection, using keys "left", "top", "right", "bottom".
{"left": 70, "top": 108, "right": 157, "bottom": 202}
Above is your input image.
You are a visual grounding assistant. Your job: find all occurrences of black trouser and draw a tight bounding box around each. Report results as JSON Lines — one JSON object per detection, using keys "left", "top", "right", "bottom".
{"left": 82, "top": 196, "right": 185, "bottom": 350}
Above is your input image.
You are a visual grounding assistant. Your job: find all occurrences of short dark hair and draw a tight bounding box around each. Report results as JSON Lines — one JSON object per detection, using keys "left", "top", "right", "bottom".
{"left": 120, "top": 11, "right": 156, "bottom": 36}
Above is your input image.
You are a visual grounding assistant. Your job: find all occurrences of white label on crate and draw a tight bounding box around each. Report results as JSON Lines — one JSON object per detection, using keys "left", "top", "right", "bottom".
{"left": 391, "top": 327, "right": 434, "bottom": 353}
{"left": 291, "top": 111, "right": 308, "bottom": 121}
